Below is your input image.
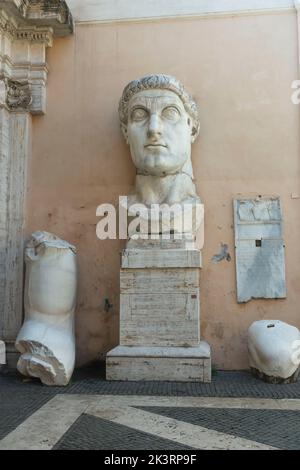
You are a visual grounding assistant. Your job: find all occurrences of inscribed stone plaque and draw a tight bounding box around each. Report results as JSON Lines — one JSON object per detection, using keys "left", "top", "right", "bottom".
{"left": 234, "top": 197, "right": 286, "bottom": 303}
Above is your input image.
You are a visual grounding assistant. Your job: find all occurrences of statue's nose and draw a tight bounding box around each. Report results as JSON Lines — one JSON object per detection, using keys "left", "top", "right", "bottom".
{"left": 147, "top": 113, "right": 162, "bottom": 138}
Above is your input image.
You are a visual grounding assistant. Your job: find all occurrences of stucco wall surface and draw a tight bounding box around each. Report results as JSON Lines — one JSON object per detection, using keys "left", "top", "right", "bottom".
{"left": 26, "top": 10, "right": 300, "bottom": 369}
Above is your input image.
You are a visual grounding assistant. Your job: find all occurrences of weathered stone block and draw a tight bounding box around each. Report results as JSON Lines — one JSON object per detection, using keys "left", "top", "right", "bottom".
{"left": 120, "top": 268, "right": 199, "bottom": 293}
{"left": 106, "top": 344, "right": 211, "bottom": 382}
{"left": 120, "top": 291, "right": 200, "bottom": 346}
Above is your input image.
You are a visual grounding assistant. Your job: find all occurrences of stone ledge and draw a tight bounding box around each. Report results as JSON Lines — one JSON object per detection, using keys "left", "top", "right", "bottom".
{"left": 107, "top": 343, "right": 211, "bottom": 358}
{"left": 122, "top": 249, "right": 202, "bottom": 269}
{"left": 67, "top": 0, "right": 295, "bottom": 24}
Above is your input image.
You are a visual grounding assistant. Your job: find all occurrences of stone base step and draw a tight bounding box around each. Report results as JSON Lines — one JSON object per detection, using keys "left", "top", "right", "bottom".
{"left": 106, "top": 343, "right": 211, "bottom": 382}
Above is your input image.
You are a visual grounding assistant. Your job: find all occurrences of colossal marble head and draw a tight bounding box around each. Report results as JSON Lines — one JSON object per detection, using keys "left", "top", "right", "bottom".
{"left": 119, "top": 74, "right": 200, "bottom": 177}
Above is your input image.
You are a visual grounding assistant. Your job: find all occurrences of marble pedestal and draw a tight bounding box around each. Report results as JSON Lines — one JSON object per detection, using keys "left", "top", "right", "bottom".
{"left": 106, "top": 239, "right": 211, "bottom": 382}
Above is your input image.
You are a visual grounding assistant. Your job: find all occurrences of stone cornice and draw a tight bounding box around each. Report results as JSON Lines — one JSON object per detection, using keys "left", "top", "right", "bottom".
{"left": 1, "top": 1, "right": 73, "bottom": 36}
{"left": 0, "top": 11, "right": 53, "bottom": 45}
{"left": 16, "top": 26, "right": 53, "bottom": 46}
{"left": 67, "top": 0, "right": 295, "bottom": 24}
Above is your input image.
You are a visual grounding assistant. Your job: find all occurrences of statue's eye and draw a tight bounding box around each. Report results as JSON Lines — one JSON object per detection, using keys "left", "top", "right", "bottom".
{"left": 131, "top": 108, "right": 148, "bottom": 121}
{"left": 162, "top": 106, "right": 180, "bottom": 121}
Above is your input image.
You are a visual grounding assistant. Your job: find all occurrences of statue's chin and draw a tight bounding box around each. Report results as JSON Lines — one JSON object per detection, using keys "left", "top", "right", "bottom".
{"left": 138, "top": 162, "right": 184, "bottom": 176}
{"left": 134, "top": 152, "right": 188, "bottom": 176}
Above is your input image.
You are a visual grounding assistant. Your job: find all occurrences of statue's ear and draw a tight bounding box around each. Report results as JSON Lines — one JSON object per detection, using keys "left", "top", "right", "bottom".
{"left": 190, "top": 120, "right": 200, "bottom": 144}
{"left": 121, "top": 123, "right": 129, "bottom": 144}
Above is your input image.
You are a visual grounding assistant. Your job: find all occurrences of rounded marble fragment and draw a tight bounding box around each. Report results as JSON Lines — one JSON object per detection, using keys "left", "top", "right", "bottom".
{"left": 248, "top": 320, "right": 300, "bottom": 383}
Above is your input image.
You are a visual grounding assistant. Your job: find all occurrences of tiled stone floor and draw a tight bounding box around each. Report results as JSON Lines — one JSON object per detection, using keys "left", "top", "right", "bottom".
{"left": 1, "top": 363, "right": 300, "bottom": 450}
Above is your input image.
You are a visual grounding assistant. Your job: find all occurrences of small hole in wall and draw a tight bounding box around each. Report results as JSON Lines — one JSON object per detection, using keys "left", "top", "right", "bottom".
{"left": 255, "top": 239, "right": 262, "bottom": 247}
{"left": 104, "top": 298, "right": 113, "bottom": 313}
{"left": 267, "top": 324, "right": 275, "bottom": 328}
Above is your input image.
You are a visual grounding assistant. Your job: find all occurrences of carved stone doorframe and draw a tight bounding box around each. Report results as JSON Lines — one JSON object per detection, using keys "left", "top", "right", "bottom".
{"left": 0, "top": 0, "right": 73, "bottom": 366}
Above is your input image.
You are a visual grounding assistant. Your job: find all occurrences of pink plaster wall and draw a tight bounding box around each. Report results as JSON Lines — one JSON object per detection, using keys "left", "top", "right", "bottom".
{"left": 26, "top": 12, "right": 300, "bottom": 369}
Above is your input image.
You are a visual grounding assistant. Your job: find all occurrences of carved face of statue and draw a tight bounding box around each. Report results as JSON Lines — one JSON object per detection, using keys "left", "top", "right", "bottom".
{"left": 125, "top": 89, "right": 194, "bottom": 176}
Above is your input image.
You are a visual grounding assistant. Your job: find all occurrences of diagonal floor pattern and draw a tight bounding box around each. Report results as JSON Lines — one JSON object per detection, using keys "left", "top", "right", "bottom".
{"left": 2, "top": 394, "right": 300, "bottom": 450}
{"left": 54, "top": 414, "right": 196, "bottom": 450}
{"left": 1, "top": 368, "right": 300, "bottom": 450}
{"left": 136, "top": 406, "right": 300, "bottom": 450}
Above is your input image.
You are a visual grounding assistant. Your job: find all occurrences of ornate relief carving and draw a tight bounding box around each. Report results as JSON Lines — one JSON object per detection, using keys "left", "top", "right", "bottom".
{"left": 5, "top": 78, "right": 32, "bottom": 111}
{"left": 0, "top": 14, "right": 17, "bottom": 38}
